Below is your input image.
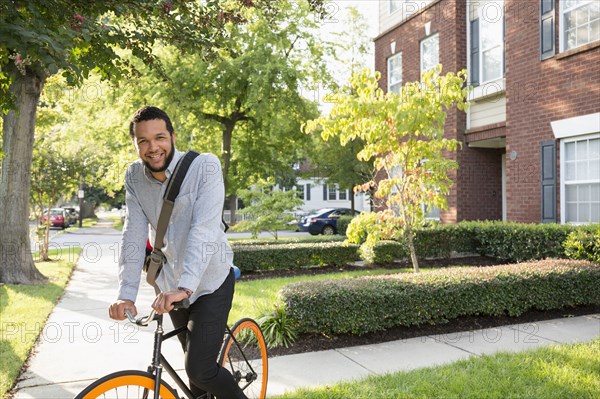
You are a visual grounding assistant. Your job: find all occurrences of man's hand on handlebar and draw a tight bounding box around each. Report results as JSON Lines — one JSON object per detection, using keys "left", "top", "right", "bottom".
{"left": 152, "top": 290, "right": 188, "bottom": 314}
{"left": 109, "top": 299, "right": 137, "bottom": 321}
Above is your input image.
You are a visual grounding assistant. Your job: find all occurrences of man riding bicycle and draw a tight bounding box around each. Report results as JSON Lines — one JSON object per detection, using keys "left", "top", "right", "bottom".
{"left": 109, "top": 106, "right": 247, "bottom": 399}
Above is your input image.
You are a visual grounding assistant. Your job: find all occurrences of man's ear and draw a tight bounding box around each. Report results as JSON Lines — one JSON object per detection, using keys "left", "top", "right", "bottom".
{"left": 172, "top": 131, "right": 177, "bottom": 145}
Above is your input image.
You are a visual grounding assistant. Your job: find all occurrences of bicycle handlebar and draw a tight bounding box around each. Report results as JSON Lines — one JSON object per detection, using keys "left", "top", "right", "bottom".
{"left": 124, "top": 298, "right": 190, "bottom": 326}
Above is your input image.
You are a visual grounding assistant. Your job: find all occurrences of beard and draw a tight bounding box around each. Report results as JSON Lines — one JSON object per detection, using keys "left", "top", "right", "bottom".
{"left": 144, "top": 137, "right": 175, "bottom": 173}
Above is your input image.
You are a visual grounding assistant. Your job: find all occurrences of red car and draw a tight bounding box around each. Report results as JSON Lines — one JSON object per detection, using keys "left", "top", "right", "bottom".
{"left": 41, "top": 208, "right": 68, "bottom": 229}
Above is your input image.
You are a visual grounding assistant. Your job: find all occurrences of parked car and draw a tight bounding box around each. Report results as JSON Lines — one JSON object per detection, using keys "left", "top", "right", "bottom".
{"left": 41, "top": 208, "right": 68, "bottom": 229}
{"left": 61, "top": 206, "right": 79, "bottom": 226}
{"left": 297, "top": 207, "right": 361, "bottom": 235}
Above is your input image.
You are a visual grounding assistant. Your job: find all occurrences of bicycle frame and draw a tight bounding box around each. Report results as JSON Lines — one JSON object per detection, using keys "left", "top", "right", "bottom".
{"left": 137, "top": 311, "right": 239, "bottom": 399}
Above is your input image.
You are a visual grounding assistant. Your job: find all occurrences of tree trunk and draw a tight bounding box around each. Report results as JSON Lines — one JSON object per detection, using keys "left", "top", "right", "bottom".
{"left": 406, "top": 230, "right": 420, "bottom": 273}
{"left": 0, "top": 68, "right": 48, "bottom": 284}
{"left": 228, "top": 194, "right": 237, "bottom": 226}
{"left": 222, "top": 120, "right": 235, "bottom": 223}
{"left": 350, "top": 188, "right": 355, "bottom": 213}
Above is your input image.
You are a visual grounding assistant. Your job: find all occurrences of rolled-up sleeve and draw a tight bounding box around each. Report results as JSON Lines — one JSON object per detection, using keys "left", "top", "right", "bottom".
{"left": 177, "top": 154, "right": 225, "bottom": 291}
{"left": 117, "top": 166, "right": 150, "bottom": 302}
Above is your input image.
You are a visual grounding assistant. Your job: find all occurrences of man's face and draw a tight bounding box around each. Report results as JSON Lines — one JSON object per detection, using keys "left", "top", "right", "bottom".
{"left": 132, "top": 119, "right": 176, "bottom": 174}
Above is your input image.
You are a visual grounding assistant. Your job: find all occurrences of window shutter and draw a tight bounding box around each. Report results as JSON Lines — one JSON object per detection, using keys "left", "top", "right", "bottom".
{"left": 323, "top": 184, "right": 327, "bottom": 201}
{"left": 306, "top": 184, "right": 311, "bottom": 201}
{"left": 540, "top": 0, "right": 555, "bottom": 60}
{"left": 541, "top": 141, "right": 557, "bottom": 223}
{"left": 470, "top": 18, "right": 480, "bottom": 87}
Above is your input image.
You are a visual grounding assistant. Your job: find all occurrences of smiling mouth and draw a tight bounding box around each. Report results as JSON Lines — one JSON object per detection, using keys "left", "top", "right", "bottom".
{"left": 147, "top": 153, "right": 163, "bottom": 162}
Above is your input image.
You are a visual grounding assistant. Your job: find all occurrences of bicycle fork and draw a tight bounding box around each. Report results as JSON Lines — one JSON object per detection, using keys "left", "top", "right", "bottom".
{"left": 144, "top": 314, "right": 165, "bottom": 399}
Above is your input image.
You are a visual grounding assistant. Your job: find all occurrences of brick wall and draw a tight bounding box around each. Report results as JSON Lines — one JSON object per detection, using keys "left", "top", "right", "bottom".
{"left": 375, "top": 0, "right": 600, "bottom": 224}
{"left": 505, "top": 0, "right": 600, "bottom": 222}
{"left": 375, "top": 0, "right": 502, "bottom": 223}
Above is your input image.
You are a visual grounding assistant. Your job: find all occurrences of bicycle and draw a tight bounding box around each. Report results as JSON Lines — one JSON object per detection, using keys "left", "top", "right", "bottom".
{"left": 75, "top": 300, "right": 268, "bottom": 399}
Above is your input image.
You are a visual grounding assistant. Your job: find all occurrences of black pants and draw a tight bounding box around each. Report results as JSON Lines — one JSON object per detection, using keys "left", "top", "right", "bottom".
{"left": 169, "top": 269, "right": 247, "bottom": 399}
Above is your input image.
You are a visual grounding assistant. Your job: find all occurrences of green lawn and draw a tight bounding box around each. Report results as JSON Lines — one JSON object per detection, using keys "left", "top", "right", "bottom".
{"left": 0, "top": 248, "right": 80, "bottom": 398}
{"left": 229, "top": 267, "right": 413, "bottom": 324}
{"left": 273, "top": 339, "right": 600, "bottom": 399}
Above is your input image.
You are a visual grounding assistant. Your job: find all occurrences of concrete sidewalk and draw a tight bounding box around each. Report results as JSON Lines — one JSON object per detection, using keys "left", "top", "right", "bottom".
{"left": 13, "top": 221, "right": 600, "bottom": 398}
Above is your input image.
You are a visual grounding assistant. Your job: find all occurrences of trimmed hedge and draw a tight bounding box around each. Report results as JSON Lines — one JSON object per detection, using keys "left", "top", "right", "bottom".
{"left": 281, "top": 259, "right": 600, "bottom": 335}
{"left": 230, "top": 235, "right": 345, "bottom": 246}
{"left": 369, "top": 222, "right": 600, "bottom": 264}
{"left": 232, "top": 242, "right": 359, "bottom": 272}
{"left": 336, "top": 216, "right": 354, "bottom": 236}
{"left": 229, "top": 222, "right": 598, "bottom": 272}
{"left": 564, "top": 228, "right": 600, "bottom": 263}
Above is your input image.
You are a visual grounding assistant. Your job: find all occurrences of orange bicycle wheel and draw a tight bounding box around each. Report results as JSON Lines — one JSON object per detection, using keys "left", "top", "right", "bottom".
{"left": 75, "top": 370, "right": 178, "bottom": 399}
{"left": 220, "top": 318, "right": 268, "bottom": 399}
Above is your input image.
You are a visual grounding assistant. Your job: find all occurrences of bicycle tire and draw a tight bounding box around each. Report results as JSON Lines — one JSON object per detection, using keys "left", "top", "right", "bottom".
{"left": 219, "top": 318, "right": 268, "bottom": 399}
{"left": 75, "top": 370, "right": 178, "bottom": 399}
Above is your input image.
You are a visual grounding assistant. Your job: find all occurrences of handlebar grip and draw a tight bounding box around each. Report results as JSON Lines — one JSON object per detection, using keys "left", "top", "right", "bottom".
{"left": 172, "top": 298, "right": 190, "bottom": 310}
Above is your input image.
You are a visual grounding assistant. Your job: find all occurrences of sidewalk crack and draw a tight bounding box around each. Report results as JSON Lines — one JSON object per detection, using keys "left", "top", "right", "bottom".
{"left": 333, "top": 349, "right": 377, "bottom": 374}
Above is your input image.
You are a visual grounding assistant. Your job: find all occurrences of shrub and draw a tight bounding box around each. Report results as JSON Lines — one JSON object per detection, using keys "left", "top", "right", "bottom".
{"left": 256, "top": 303, "right": 297, "bottom": 349}
{"left": 232, "top": 242, "right": 360, "bottom": 272}
{"left": 564, "top": 228, "right": 600, "bottom": 263}
{"left": 336, "top": 215, "right": 354, "bottom": 236}
{"left": 366, "top": 222, "right": 595, "bottom": 264}
{"left": 230, "top": 235, "right": 345, "bottom": 246}
{"left": 281, "top": 259, "right": 600, "bottom": 336}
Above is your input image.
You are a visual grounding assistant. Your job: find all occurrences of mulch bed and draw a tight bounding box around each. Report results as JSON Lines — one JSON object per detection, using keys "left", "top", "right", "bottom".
{"left": 267, "top": 304, "right": 600, "bottom": 357}
{"left": 237, "top": 256, "right": 600, "bottom": 357}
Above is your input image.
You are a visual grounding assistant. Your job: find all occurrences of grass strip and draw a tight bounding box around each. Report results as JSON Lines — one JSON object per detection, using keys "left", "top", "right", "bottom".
{"left": 273, "top": 338, "right": 600, "bottom": 399}
{"left": 0, "top": 248, "right": 81, "bottom": 398}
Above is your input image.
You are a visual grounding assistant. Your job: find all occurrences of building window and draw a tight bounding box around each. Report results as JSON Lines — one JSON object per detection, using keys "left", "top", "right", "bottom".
{"left": 562, "top": 134, "right": 600, "bottom": 224}
{"left": 562, "top": 0, "right": 600, "bottom": 51}
{"left": 390, "top": 0, "right": 402, "bottom": 14}
{"left": 423, "top": 204, "right": 441, "bottom": 220}
{"left": 339, "top": 189, "right": 347, "bottom": 200}
{"left": 469, "top": 0, "right": 505, "bottom": 86}
{"left": 387, "top": 52, "right": 402, "bottom": 94}
{"left": 421, "top": 33, "right": 439, "bottom": 75}
{"left": 328, "top": 186, "right": 337, "bottom": 200}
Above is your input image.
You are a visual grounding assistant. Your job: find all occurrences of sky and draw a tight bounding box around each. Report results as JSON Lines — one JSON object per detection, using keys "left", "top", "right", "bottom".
{"left": 306, "top": 1, "right": 380, "bottom": 111}
{"left": 315, "top": 0, "right": 380, "bottom": 67}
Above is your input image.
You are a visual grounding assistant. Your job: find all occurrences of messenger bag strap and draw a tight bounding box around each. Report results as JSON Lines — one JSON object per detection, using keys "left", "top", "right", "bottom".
{"left": 146, "top": 150, "right": 199, "bottom": 291}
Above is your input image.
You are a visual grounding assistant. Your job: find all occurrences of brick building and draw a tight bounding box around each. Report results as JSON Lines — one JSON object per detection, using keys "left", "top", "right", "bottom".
{"left": 374, "top": 0, "right": 599, "bottom": 224}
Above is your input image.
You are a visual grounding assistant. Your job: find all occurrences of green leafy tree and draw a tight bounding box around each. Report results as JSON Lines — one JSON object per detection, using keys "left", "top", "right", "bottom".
{"left": 232, "top": 178, "right": 303, "bottom": 239}
{"left": 136, "top": 1, "right": 332, "bottom": 222}
{"left": 0, "top": 0, "right": 262, "bottom": 284}
{"left": 30, "top": 136, "right": 80, "bottom": 260}
{"left": 306, "top": 66, "right": 470, "bottom": 272}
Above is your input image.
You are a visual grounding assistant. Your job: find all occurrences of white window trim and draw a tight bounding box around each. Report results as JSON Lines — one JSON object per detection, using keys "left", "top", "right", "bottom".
{"left": 466, "top": 1, "right": 505, "bottom": 88}
{"left": 478, "top": 1, "right": 505, "bottom": 86}
{"left": 420, "top": 33, "right": 439, "bottom": 75}
{"left": 551, "top": 112, "right": 600, "bottom": 139}
{"left": 559, "top": 132, "right": 600, "bottom": 224}
{"left": 389, "top": 0, "right": 401, "bottom": 15}
{"left": 559, "top": 0, "right": 600, "bottom": 52}
{"left": 387, "top": 52, "right": 402, "bottom": 93}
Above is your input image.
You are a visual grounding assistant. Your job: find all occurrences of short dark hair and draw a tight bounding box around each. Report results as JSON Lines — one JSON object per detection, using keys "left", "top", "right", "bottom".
{"left": 129, "top": 106, "right": 174, "bottom": 139}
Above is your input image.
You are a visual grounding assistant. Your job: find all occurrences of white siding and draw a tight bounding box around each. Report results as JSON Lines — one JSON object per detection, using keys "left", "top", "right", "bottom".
{"left": 469, "top": 94, "right": 506, "bottom": 128}
{"left": 379, "top": 0, "right": 435, "bottom": 34}
{"left": 295, "top": 178, "right": 371, "bottom": 215}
